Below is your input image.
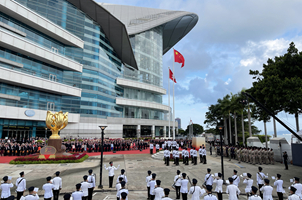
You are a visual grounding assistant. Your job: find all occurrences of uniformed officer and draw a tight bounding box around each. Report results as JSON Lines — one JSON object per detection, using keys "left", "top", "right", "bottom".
{"left": 104, "top": 162, "right": 120, "bottom": 188}
{"left": 175, "top": 149, "right": 180, "bottom": 166}
{"left": 174, "top": 170, "right": 181, "bottom": 199}
{"left": 190, "top": 148, "right": 194, "bottom": 164}
{"left": 162, "top": 188, "right": 173, "bottom": 200}
{"left": 154, "top": 180, "right": 164, "bottom": 200}
{"left": 156, "top": 143, "right": 160, "bottom": 153}
{"left": 199, "top": 146, "right": 203, "bottom": 163}
{"left": 164, "top": 148, "right": 170, "bottom": 166}
{"left": 292, "top": 177, "right": 302, "bottom": 199}
{"left": 269, "top": 149, "right": 274, "bottom": 165}
{"left": 204, "top": 185, "right": 217, "bottom": 200}
{"left": 288, "top": 187, "right": 300, "bottom": 200}
{"left": 116, "top": 169, "right": 128, "bottom": 184}
{"left": 232, "top": 170, "right": 240, "bottom": 187}
{"left": 274, "top": 174, "right": 284, "bottom": 200}
{"left": 72, "top": 184, "right": 84, "bottom": 200}
{"left": 260, "top": 179, "right": 273, "bottom": 200}
{"left": 202, "top": 146, "right": 207, "bottom": 164}
{"left": 184, "top": 148, "right": 189, "bottom": 165}
{"left": 182, "top": 148, "right": 186, "bottom": 164}
{"left": 238, "top": 148, "right": 242, "bottom": 163}
{"left": 16, "top": 171, "right": 26, "bottom": 200}
{"left": 87, "top": 169, "right": 95, "bottom": 200}
{"left": 189, "top": 178, "right": 204, "bottom": 200}
{"left": 257, "top": 167, "right": 268, "bottom": 198}
{"left": 148, "top": 174, "right": 156, "bottom": 200}
{"left": 146, "top": 170, "right": 152, "bottom": 200}
{"left": 1, "top": 176, "right": 13, "bottom": 199}
{"left": 258, "top": 148, "right": 262, "bottom": 165}
{"left": 205, "top": 168, "right": 213, "bottom": 187}
{"left": 213, "top": 173, "right": 223, "bottom": 200}
{"left": 180, "top": 173, "right": 189, "bottom": 200}
{"left": 226, "top": 177, "right": 240, "bottom": 200}
{"left": 52, "top": 171, "right": 62, "bottom": 200}
{"left": 21, "top": 186, "right": 39, "bottom": 200}
{"left": 249, "top": 186, "right": 261, "bottom": 200}
{"left": 150, "top": 143, "right": 154, "bottom": 155}
{"left": 116, "top": 177, "right": 123, "bottom": 200}
{"left": 63, "top": 194, "right": 71, "bottom": 200}
{"left": 43, "top": 176, "right": 55, "bottom": 200}
{"left": 81, "top": 175, "right": 91, "bottom": 200}
{"left": 120, "top": 192, "right": 128, "bottom": 200}
{"left": 193, "top": 148, "right": 197, "bottom": 165}
{"left": 243, "top": 173, "right": 253, "bottom": 198}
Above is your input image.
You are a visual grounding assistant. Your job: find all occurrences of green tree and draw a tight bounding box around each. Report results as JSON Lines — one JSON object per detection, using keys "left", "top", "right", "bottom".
{"left": 185, "top": 123, "right": 204, "bottom": 135}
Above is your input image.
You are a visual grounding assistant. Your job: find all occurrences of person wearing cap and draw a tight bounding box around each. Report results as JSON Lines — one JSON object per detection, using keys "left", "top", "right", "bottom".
{"left": 174, "top": 170, "right": 182, "bottom": 199}
{"left": 156, "top": 143, "right": 160, "bottom": 153}
{"left": 199, "top": 146, "right": 203, "bottom": 163}
{"left": 213, "top": 173, "right": 223, "bottom": 200}
{"left": 1, "top": 176, "right": 14, "bottom": 199}
{"left": 226, "top": 177, "right": 240, "bottom": 200}
{"left": 288, "top": 187, "right": 300, "bottom": 200}
{"left": 153, "top": 180, "right": 164, "bottom": 200}
{"left": 43, "top": 176, "right": 55, "bottom": 200}
{"left": 184, "top": 148, "right": 189, "bottom": 165}
{"left": 205, "top": 168, "right": 214, "bottom": 187}
{"left": 104, "top": 162, "right": 120, "bottom": 188}
{"left": 274, "top": 174, "right": 284, "bottom": 200}
{"left": 120, "top": 192, "right": 128, "bottom": 200}
{"left": 63, "top": 194, "right": 71, "bottom": 200}
{"left": 162, "top": 188, "right": 172, "bottom": 200}
{"left": 180, "top": 173, "right": 189, "bottom": 200}
{"left": 116, "top": 177, "right": 123, "bottom": 200}
{"left": 87, "top": 169, "right": 95, "bottom": 200}
{"left": 21, "top": 186, "right": 39, "bottom": 200}
{"left": 164, "top": 147, "right": 170, "bottom": 166}
{"left": 146, "top": 170, "right": 152, "bottom": 199}
{"left": 204, "top": 185, "right": 217, "bottom": 200}
{"left": 52, "top": 171, "right": 62, "bottom": 200}
{"left": 257, "top": 167, "right": 268, "bottom": 198}
{"left": 116, "top": 169, "right": 128, "bottom": 184}
{"left": 292, "top": 177, "right": 302, "bottom": 199}
{"left": 260, "top": 179, "right": 273, "bottom": 200}
{"left": 193, "top": 148, "right": 198, "bottom": 165}
{"left": 175, "top": 148, "right": 180, "bottom": 166}
{"left": 72, "top": 184, "right": 84, "bottom": 200}
{"left": 190, "top": 148, "right": 194, "bottom": 164}
{"left": 81, "top": 175, "right": 91, "bottom": 200}
{"left": 147, "top": 173, "right": 157, "bottom": 200}
{"left": 117, "top": 181, "right": 128, "bottom": 200}
{"left": 16, "top": 171, "right": 26, "bottom": 200}
{"left": 243, "top": 173, "right": 253, "bottom": 198}
{"left": 232, "top": 170, "right": 240, "bottom": 187}
{"left": 249, "top": 186, "right": 261, "bottom": 200}
{"left": 189, "top": 178, "right": 204, "bottom": 200}
{"left": 150, "top": 142, "right": 154, "bottom": 155}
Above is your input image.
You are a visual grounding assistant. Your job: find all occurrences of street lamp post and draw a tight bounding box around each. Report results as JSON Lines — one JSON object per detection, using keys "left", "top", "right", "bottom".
{"left": 218, "top": 125, "right": 225, "bottom": 182}
{"left": 98, "top": 126, "right": 107, "bottom": 189}
{"left": 45, "top": 128, "right": 47, "bottom": 141}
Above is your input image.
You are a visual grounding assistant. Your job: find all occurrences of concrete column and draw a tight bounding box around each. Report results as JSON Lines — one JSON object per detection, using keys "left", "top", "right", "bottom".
{"left": 163, "top": 126, "right": 166, "bottom": 138}
{"left": 32, "top": 127, "right": 36, "bottom": 138}
{"left": 0, "top": 125, "right": 2, "bottom": 138}
{"left": 176, "top": 128, "right": 178, "bottom": 135}
{"left": 136, "top": 125, "right": 141, "bottom": 138}
{"left": 152, "top": 125, "right": 155, "bottom": 138}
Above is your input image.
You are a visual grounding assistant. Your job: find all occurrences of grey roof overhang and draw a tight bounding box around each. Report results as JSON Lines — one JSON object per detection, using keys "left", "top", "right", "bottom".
{"left": 66, "top": 0, "right": 138, "bottom": 70}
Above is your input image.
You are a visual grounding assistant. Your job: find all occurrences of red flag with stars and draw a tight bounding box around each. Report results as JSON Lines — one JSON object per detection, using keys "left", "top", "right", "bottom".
{"left": 174, "top": 49, "right": 185, "bottom": 68}
{"left": 169, "top": 69, "right": 177, "bottom": 83}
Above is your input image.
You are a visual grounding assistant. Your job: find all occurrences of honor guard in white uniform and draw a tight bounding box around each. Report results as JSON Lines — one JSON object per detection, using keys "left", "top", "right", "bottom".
{"left": 176, "top": 143, "right": 180, "bottom": 150}
{"left": 205, "top": 168, "right": 214, "bottom": 187}
{"left": 116, "top": 177, "right": 123, "bottom": 200}
{"left": 243, "top": 173, "right": 253, "bottom": 198}
{"left": 175, "top": 150, "right": 180, "bottom": 166}
{"left": 174, "top": 170, "right": 182, "bottom": 199}
{"left": 202, "top": 147, "right": 207, "bottom": 164}
{"left": 162, "top": 188, "right": 173, "bottom": 200}
{"left": 204, "top": 185, "right": 218, "bottom": 200}
{"left": 72, "top": 184, "right": 84, "bottom": 200}
{"left": 199, "top": 146, "right": 203, "bottom": 163}
{"left": 257, "top": 167, "right": 268, "bottom": 198}
{"left": 226, "top": 178, "right": 240, "bottom": 200}
{"left": 52, "top": 171, "right": 62, "bottom": 200}
{"left": 232, "top": 170, "right": 240, "bottom": 187}
{"left": 180, "top": 173, "right": 189, "bottom": 200}
{"left": 1, "top": 176, "right": 13, "bottom": 199}
{"left": 16, "top": 171, "right": 26, "bottom": 200}
{"left": 87, "top": 169, "right": 96, "bottom": 200}
{"left": 117, "top": 182, "right": 129, "bottom": 200}
{"left": 43, "top": 176, "right": 55, "bottom": 200}
{"left": 274, "top": 174, "right": 284, "bottom": 200}
{"left": 182, "top": 149, "right": 187, "bottom": 164}
{"left": 213, "top": 173, "right": 223, "bottom": 200}
{"left": 116, "top": 169, "right": 128, "bottom": 184}
{"left": 172, "top": 141, "right": 177, "bottom": 150}
{"left": 104, "top": 162, "right": 120, "bottom": 188}
{"left": 156, "top": 144, "right": 160, "bottom": 153}
{"left": 173, "top": 149, "right": 177, "bottom": 164}
{"left": 291, "top": 177, "right": 302, "bottom": 199}
{"left": 190, "top": 149, "right": 194, "bottom": 164}
{"left": 249, "top": 186, "right": 262, "bottom": 200}
{"left": 289, "top": 187, "right": 300, "bottom": 200}
{"left": 189, "top": 178, "right": 205, "bottom": 200}
{"left": 154, "top": 180, "right": 164, "bottom": 200}
{"left": 148, "top": 173, "right": 157, "bottom": 200}
{"left": 81, "top": 175, "right": 92, "bottom": 200}
{"left": 260, "top": 179, "right": 273, "bottom": 200}
{"left": 120, "top": 192, "right": 128, "bottom": 200}
{"left": 146, "top": 170, "right": 152, "bottom": 199}
{"left": 193, "top": 148, "right": 197, "bottom": 165}
{"left": 164, "top": 148, "right": 170, "bottom": 166}
{"left": 20, "top": 187, "right": 39, "bottom": 200}
{"left": 150, "top": 143, "right": 154, "bottom": 154}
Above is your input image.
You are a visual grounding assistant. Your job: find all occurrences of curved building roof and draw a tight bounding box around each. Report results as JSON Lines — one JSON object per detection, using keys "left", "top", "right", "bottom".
{"left": 99, "top": 4, "right": 198, "bottom": 54}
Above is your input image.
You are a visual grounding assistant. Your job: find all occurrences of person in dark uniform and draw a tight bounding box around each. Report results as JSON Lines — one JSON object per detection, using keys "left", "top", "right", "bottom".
{"left": 283, "top": 152, "right": 288, "bottom": 170}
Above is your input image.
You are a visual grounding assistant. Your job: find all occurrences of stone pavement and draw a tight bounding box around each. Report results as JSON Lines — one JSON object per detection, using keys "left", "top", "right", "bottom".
{"left": 0, "top": 152, "right": 299, "bottom": 200}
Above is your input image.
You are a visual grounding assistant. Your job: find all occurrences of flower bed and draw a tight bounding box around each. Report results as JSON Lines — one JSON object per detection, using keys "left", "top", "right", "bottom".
{"left": 9, "top": 153, "right": 89, "bottom": 164}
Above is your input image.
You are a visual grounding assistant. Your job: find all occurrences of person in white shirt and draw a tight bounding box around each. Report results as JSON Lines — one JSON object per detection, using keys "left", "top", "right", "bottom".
{"left": 104, "top": 162, "right": 120, "bottom": 188}
{"left": 182, "top": 149, "right": 186, "bottom": 164}
{"left": 81, "top": 175, "right": 91, "bottom": 200}
{"left": 205, "top": 168, "right": 214, "bottom": 187}
{"left": 175, "top": 149, "right": 180, "bottom": 166}
{"left": 43, "top": 176, "right": 55, "bottom": 200}
{"left": 16, "top": 171, "right": 26, "bottom": 200}
{"left": 260, "top": 179, "right": 273, "bottom": 200}
{"left": 117, "top": 182, "right": 128, "bottom": 200}
{"left": 156, "top": 143, "right": 160, "bottom": 153}
{"left": 162, "top": 188, "right": 173, "bottom": 200}
{"left": 190, "top": 149, "right": 194, "bottom": 164}
{"left": 292, "top": 177, "right": 302, "bottom": 199}
{"left": 243, "top": 173, "right": 253, "bottom": 198}
{"left": 72, "top": 184, "right": 84, "bottom": 200}
{"left": 52, "top": 171, "right": 62, "bottom": 200}
{"left": 20, "top": 186, "right": 39, "bottom": 200}
{"left": 146, "top": 170, "right": 152, "bottom": 199}
{"left": 116, "top": 177, "right": 123, "bottom": 200}
{"left": 189, "top": 178, "right": 205, "bottom": 200}
{"left": 1, "top": 176, "right": 14, "bottom": 199}
{"left": 199, "top": 146, "right": 203, "bottom": 163}
{"left": 180, "top": 173, "right": 189, "bottom": 200}
{"left": 150, "top": 143, "right": 154, "bottom": 155}
{"left": 257, "top": 167, "right": 268, "bottom": 198}
{"left": 202, "top": 146, "right": 207, "bottom": 164}
{"left": 148, "top": 173, "right": 157, "bottom": 200}
{"left": 289, "top": 187, "right": 300, "bottom": 200}
{"left": 185, "top": 148, "right": 189, "bottom": 165}
{"left": 153, "top": 180, "right": 164, "bottom": 200}
{"left": 204, "top": 185, "right": 218, "bottom": 200}
{"left": 173, "top": 149, "right": 177, "bottom": 165}
{"left": 249, "top": 186, "right": 262, "bottom": 200}
{"left": 116, "top": 169, "right": 128, "bottom": 184}
{"left": 192, "top": 148, "right": 197, "bottom": 165}
{"left": 213, "top": 173, "right": 223, "bottom": 200}
{"left": 226, "top": 177, "right": 240, "bottom": 200}
{"left": 174, "top": 170, "right": 182, "bottom": 199}
{"left": 87, "top": 169, "right": 95, "bottom": 200}
{"left": 274, "top": 174, "right": 284, "bottom": 200}
{"left": 232, "top": 170, "right": 240, "bottom": 187}
{"left": 164, "top": 148, "right": 170, "bottom": 166}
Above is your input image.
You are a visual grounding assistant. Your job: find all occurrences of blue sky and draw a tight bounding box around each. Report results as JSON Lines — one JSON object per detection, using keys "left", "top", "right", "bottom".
{"left": 97, "top": 0, "right": 302, "bottom": 140}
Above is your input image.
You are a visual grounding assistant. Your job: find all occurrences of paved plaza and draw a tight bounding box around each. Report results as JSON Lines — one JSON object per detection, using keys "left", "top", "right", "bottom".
{"left": 0, "top": 152, "right": 299, "bottom": 200}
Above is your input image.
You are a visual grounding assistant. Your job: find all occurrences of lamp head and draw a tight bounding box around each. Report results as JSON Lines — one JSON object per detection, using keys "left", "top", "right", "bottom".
{"left": 218, "top": 126, "right": 224, "bottom": 131}
{"left": 99, "top": 126, "right": 107, "bottom": 131}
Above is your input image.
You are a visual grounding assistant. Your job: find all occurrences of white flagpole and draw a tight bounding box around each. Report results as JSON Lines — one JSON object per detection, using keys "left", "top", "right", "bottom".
{"left": 173, "top": 54, "right": 176, "bottom": 140}
{"left": 168, "top": 67, "right": 171, "bottom": 139}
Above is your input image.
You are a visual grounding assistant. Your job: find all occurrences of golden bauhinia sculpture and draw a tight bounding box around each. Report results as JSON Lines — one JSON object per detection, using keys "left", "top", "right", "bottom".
{"left": 46, "top": 111, "right": 68, "bottom": 139}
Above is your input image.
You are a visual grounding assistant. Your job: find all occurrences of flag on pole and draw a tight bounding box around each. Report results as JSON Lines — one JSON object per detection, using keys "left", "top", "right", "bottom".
{"left": 174, "top": 49, "right": 185, "bottom": 68}
{"left": 169, "top": 69, "right": 177, "bottom": 83}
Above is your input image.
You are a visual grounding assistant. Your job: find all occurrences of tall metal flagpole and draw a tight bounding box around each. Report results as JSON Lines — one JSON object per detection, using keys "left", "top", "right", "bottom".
{"left": 168, "top": 67, "right": 171, "bottom": 138}
{"left": 173, "top": 52, "right": 176, "bottom": 140}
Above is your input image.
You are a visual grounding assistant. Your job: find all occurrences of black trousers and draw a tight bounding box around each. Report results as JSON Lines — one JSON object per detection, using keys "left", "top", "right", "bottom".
{"left": 203, "top": 155, "right": 207, "bottom": 164}
{"left": 194, "top": 156, "right": 197, "bottom": 165}
{"left": 175, "top": 186, "right": 181, "bottom": 199}
{"left": 217, "top": 192, "right": 223, "bottom": 200}
{"left": 191, "top": 156, "right": 193, "bottom": 163}
{"left": 150, "top": 195, "right": 155, "bottom": 200}
{"left": 176, "top": 157, "right": 179, "bottom": 165}
{"left": 44, "top": 198, "right": 51, "bottom": 200}
{"left": 277, "top": 192, "right": 283, "bottom": 200}
{"left": 17, "top": 191, "right": 24, "bottom": 200}
{"left": 166, "top": 157, "right": 169, "bottom": 166}
{"left": 181, "top": 193, "right": 187, "bottom": 200}
{"left": 258, "top": 184, "right": 264, "bottom": 198}
{"left": 150, "top": 149, "right": 153, "bottom": 154}
{"left": 200, "top": 155, "right": 203, "bottom": 163}
{"left": 88, "top": 188, "right": 93, "bottom": 200}
{"left": 53, "top": 190, "right": 60, "bottom": 200}
{"left": 147, "top": 187, "right": 150, "bottom": 199}
{"left": 183, "top": 156, "right": 185, "bottom": 164}
{"left": 185, "top": 157, "right": 189, "bottom": 165}
{"left": 82, "top": 196, "right": 88, "bottom": 200}
{"left": 284, "top": 160, "right": 288, "bottom": 169}
{"left": 109, "top": 176, "right": 114, "bottom": 188}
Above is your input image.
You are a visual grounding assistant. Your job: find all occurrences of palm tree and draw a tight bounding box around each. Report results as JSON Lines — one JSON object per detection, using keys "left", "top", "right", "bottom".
{"left": 230, "top": 93, "right": 243, "bottom": 145}
{"left": 219, "top": 95, "right": 231, "bottom": 145}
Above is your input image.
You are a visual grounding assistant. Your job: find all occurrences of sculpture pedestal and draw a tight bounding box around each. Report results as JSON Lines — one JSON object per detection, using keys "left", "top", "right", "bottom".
{"left": 47, "top": 139, "right": 64, "bottom": 154}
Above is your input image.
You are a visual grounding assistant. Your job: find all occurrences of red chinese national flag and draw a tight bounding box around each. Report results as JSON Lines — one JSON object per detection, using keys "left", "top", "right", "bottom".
{"left": 169, "top": 69, "right": 177, "bottom": 83}
{"left": 174, "top": 49, "right": 185, "bottom": 68}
